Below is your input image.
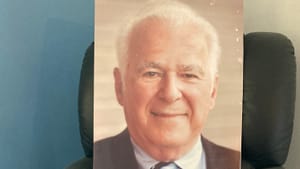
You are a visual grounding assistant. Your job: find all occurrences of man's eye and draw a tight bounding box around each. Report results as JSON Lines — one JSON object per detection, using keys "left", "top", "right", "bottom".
{"left": 181, "top": 73, "right": 199, "bottom": 79}
{"left": 142, "top": 71, "right": 161, "bottom": 78}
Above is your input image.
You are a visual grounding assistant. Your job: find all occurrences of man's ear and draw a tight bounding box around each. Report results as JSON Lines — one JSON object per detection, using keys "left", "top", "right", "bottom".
{"left": 209, "top": 75, "right": 219, "bottom": 109}
{"left": 113, "top": 67, "right": 124, "bottom": 106}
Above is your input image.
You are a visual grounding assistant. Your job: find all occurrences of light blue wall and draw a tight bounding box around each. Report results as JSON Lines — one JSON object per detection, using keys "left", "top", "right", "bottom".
{"left": 0, "top": 0, "right": 94, "bottom": 168}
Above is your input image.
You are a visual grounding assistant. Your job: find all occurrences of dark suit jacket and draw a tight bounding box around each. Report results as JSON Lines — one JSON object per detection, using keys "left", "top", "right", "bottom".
{"left": 94, "top": 129, "right": 240, "bottom": 169}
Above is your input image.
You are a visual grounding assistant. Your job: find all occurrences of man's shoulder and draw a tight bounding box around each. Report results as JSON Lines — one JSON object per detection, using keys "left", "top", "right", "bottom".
{"left": 94, "top": 129, "right": 131, "bottom": 159}
{"left": 202, "top": 137, "right": 240, "bottom": 169}
{"left": 93, "top": 134, "right": 118, "bottom": 169}
{"left": 94, "top": 134, "right": 116, "bottom": 150}
{"left": 202, "top": 137, "right": 240, "bottom": 156}
{"left": 94, "top": 129, "right": 138, "bottom": 169}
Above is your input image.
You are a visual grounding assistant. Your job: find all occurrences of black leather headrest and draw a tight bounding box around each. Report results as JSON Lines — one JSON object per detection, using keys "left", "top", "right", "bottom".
{"left": 242, "top": 32, "right": 296, "bottom": 168}
{"left": 78, "top": 42, "right": 94, "bottom": 157}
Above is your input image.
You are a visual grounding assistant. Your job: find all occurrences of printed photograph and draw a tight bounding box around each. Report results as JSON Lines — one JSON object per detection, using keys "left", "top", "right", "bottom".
{"left": 94, "top": 0, "right": 243, "bottom": 168}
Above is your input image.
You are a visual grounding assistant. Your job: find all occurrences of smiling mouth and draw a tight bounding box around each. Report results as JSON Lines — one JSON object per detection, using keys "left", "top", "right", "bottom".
{"left": 151, "top": 112, "right": 187, "bottom": 118}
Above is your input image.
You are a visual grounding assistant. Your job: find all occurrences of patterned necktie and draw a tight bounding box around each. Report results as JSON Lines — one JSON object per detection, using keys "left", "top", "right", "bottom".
{"left": 153, "top": 162, "right": 181, "bottom": 169}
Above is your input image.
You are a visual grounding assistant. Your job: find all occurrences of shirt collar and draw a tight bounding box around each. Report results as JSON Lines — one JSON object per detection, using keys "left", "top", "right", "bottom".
{"left": 131, "top": 137, "right": 205, "bottom": 169}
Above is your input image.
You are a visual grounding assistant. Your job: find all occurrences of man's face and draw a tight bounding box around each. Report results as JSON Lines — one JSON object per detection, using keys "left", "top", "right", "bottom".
{"left": 114, "top": 19, "right": 218, "bottom": 159}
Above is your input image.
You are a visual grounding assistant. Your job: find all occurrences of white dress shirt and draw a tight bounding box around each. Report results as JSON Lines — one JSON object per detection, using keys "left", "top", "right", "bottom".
{"left": 131, "top": 137, "right": 206, "bottom": 169}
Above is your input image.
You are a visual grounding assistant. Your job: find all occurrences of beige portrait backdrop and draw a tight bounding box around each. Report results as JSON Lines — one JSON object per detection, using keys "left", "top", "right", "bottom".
{"left": 94, "top": 0, "right": 243, "bottom": 151}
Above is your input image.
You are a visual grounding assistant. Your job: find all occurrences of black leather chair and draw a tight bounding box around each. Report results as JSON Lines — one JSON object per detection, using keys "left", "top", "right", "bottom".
{"left": 66, "top": 42, "right": 94, "bottom": 169}
{"left": 242, "top": 32, "right": 296, "bottom": 169}
{"left": 66, "top": 32, "right": 296, "bottom": 169}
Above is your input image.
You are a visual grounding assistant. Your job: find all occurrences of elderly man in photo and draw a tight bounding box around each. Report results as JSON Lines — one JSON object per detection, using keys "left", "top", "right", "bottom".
{"left": 94, "top": 1, "right": 240, "bottom": 169}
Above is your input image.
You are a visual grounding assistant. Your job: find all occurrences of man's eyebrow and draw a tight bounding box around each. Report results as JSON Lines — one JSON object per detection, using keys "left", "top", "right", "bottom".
{"left": 178, "top": 64, "right": 205, "bottom": 74}
{"left": 136, "top": 62, "right": 163, "bottom": 72}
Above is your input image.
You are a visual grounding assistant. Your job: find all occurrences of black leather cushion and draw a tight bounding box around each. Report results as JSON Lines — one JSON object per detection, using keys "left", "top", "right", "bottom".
{"left": 242, "top": 33, "right": 296, "bottom": 168}
{"left": 262, "top": 167, "right": 285, "bottom": 169}
{"left": 78, "top": 42, "right": 94, "bottom": 157}
{"left": 242, "top": 159, "right": 255, "bottom": 169}
{"left": 66, "top": 157, "right": 92, "bottom": 169}
{"left": 242, "top": 159, "right": 284, "bottom": 169}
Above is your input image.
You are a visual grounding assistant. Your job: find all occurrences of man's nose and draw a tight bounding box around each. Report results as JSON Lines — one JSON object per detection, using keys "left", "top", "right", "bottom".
{"left": 158, "top": 74, "right": 182, "bottom": 102}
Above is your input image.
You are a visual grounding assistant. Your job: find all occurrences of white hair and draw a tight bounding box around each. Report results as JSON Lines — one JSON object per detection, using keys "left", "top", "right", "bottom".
{"left": 116, "top": 0, "right": 221, "bottom": 77}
